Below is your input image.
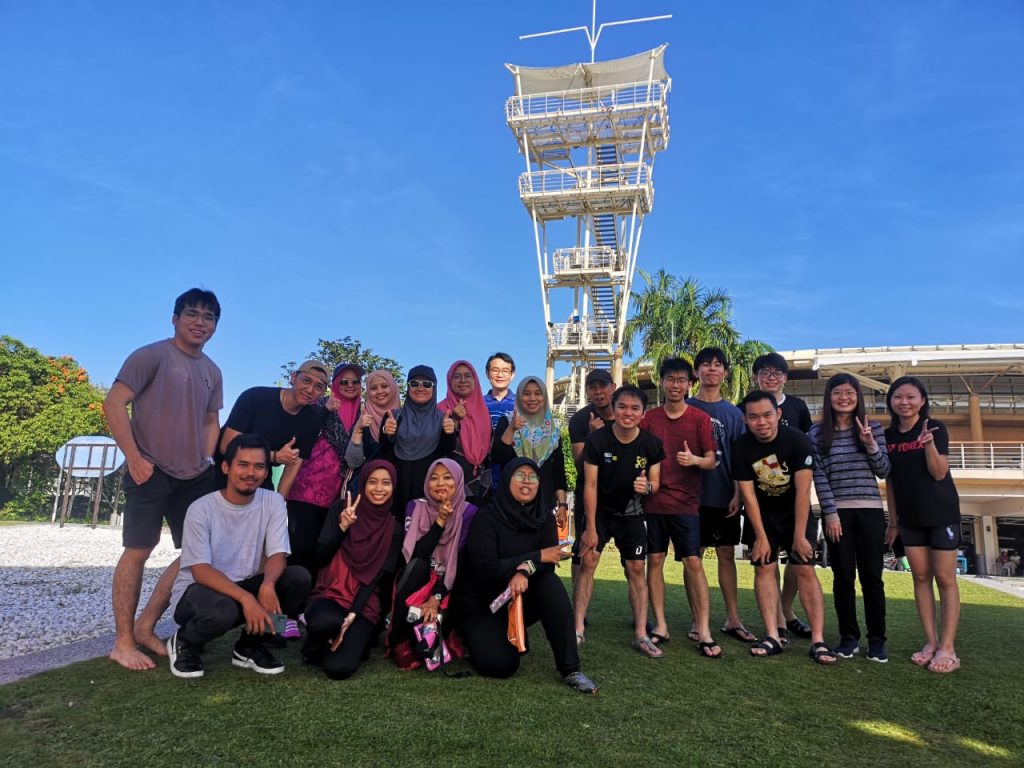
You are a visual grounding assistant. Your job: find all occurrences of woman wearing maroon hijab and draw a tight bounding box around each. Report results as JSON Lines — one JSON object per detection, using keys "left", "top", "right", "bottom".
{"left": 302, "top": 460, "right": 402, "bottom": 680}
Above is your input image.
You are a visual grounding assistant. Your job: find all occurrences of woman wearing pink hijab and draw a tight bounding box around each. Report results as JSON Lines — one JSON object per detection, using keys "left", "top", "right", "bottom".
{"left": 345, "top": 369, "right": 401, "bottom": 476}
{"left": 439, "top": 360, "right": 493, "bottom": 505}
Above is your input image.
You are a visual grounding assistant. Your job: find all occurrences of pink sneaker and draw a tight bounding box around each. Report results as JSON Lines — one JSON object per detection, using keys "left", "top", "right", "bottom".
{"left": 282, "top": 619, "right": 301, "bottom": 640}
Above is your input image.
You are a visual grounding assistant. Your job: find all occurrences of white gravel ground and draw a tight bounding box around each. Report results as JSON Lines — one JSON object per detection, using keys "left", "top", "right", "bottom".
{"left": 0, "top": 523, "right": 178, "bottom": 660}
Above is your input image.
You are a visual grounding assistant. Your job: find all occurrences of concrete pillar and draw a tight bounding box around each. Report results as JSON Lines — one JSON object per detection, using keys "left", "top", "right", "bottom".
{"left": 545, "top": 358, "right": 556, "bottom": 409}
{"left": 968, "top": 393, "right": 984, "bottom": 442}
{"left": 611, "top": 352, "right": 623, "bottom": 388}
{"left": 975, "top": 515, "right": 1000, "bottom": 576}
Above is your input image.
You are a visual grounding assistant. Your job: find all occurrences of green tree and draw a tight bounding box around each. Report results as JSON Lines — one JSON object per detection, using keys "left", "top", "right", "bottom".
{"left": 0, "top": 336, "right": 108, "bottom": 514}
{"left": 281, "top": 337, "right": 405, "bottom": 389}
{"left": 621, "top": 270, "right": 772, "bottom": 401}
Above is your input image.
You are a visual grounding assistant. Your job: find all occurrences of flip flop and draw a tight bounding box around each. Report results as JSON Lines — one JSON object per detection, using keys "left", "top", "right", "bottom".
{"left": 809, "top": 641, "right": 838, "bottom": 666}
{"left": 697, "top": 641, "right": 722, "bottom": 659}
{"left": 721, "top": 625, "right": 757, "bottom": 643}
{"left": 687, "top": 628, "right": 700, "bottom": 642}
{"left": 632, "top": 636, "right": 664, "bottom": 658}
{"left": 750, "top": 637, "right": 784, "bottom": 658}
{"left": 649, "top": 632, "right": 671, "bottom": 646}
{"left": 576, "top": 631, "right": 586, "bottom": 646}
{"left": 927, "top": 653, "right": 961, "bottom": 674}
{"left": 911, "top": 647, "right": 936, "bottom": 667}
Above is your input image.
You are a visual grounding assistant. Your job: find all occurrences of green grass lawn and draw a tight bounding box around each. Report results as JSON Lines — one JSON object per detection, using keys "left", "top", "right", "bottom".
{"left": 2, "top": 559, "right": 1022, "bottom": 768}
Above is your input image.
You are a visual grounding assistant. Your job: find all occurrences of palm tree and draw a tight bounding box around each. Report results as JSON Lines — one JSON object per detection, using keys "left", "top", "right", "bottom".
{"left": 621, "top": 269, "right": 772, "bottom": 401}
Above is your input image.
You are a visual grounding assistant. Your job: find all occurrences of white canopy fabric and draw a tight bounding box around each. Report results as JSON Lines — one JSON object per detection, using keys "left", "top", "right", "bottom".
{"left": 507, "top": 45, "right": 668, "bottom": 96}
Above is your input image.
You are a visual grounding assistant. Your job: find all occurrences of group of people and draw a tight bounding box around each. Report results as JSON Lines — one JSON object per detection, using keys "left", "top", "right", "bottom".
{"left": 104, "top": 288, "right": 963, "bottom": 696}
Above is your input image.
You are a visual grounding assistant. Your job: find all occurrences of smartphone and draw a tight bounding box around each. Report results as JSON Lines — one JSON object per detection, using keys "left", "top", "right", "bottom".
{"left": 271, "top": 613, "right": 288, "bottom": 634}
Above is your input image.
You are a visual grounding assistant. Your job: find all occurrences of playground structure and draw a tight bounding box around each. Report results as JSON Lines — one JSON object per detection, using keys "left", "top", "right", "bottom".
{"left": 506, "top": 43, "right": 671, "bottom": 412}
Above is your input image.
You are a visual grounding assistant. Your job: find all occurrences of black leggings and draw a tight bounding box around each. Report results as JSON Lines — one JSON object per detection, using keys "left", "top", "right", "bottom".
{"left": 830, "top": 507, "right": 887, "bottom": 640}
{"left": 303, "top": 598, "right": 376, "bottom": 680}
{"left": 456, "top": 570, "right": 579, "bottom": 679}
{"left": 286, "top": 501, "right": 330, "bottom": 586}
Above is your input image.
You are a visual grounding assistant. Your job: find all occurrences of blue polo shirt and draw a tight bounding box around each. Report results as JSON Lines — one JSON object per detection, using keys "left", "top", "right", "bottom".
{"left": 485, "top": 389, "right": 516, "bottom": 485}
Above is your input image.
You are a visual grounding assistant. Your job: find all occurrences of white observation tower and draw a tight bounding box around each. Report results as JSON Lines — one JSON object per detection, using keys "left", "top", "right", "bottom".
{"left": 506, "top": 34, "right": 671, "bottom": 412}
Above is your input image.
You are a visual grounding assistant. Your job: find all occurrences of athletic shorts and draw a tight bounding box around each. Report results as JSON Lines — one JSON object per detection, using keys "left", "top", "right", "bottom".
{"left": 646, "top": 513, "right": 701, "bottom": 559}
{"left": 752, "top": 515, "right": 818, "bottom": 567}
{"left": 899, "top": 523, "right": 961, "bottom": 551}
{"left": 699, "top": 505, "right": 741, "bottom": 548}
{"left": 122, "top": 465, "right": 216, "bottom": 549}
{"left": 575, "top": 513, "right": 647, "bottom": 562}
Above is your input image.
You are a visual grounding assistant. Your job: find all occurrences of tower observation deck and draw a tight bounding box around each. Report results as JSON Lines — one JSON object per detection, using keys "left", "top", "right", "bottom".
{"left": 506, "top": 45, "right": 671, "bottom": 411}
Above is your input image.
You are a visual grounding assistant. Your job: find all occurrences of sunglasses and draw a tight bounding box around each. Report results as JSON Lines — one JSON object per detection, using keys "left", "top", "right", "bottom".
{"left": 336, "top": 378, "right": 361, "bottom": 386}
{"left": 409, "top": 379, "right": 434, "bottom": 389}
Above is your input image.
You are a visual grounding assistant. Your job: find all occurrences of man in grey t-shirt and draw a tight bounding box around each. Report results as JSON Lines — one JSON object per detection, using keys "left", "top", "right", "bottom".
{"left": 104, "top": 288, "right": 224, "bottom": 671}
{"left": 167, "top": 434, "right": 311, "bottom": 678}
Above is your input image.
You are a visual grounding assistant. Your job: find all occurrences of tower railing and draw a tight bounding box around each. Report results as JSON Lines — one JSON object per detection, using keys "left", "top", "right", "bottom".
{"left": 519, "top": 162, "right": 651, "bottom": 199}
{"left": 548, "top": 319, "right": 616, "bottom": 349}
{"left": 551, "top": 245, "right": 623, "bottom": 273}
{"left": 506, "top": 80, "right": 668, "bottom": 122}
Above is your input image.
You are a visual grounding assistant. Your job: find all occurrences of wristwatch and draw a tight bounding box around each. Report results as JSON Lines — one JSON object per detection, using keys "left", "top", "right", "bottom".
{"left": 645, "top": 482, "right": 654, "bottom": 496}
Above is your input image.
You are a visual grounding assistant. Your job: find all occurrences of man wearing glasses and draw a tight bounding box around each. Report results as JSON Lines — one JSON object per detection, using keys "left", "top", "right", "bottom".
{"left": 752, "top": 352, "right": 815, "bottom": 643}
{"left": 104, "top": 288, "right": 224, "bottom": 671}
{"left": 219, "top": 359, "right": 330, "bottom": 499}
{"left": 484, "top": 353, "right": 516, "bottom": 487}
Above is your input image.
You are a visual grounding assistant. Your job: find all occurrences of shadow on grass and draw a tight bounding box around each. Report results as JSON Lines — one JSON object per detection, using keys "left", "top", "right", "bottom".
{"left": 0, "top": 564, "right": 1021, "bottom": 768}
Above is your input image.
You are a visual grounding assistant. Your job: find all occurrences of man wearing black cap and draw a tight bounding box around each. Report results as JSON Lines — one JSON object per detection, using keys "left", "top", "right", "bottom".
{"left": 218, "top": 359, "right": 329, "bottom": 498}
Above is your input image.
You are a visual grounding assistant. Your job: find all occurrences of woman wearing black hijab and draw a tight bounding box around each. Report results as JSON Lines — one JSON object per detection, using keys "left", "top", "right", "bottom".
{"left": 379, "top": 364, "right": 458, "bottom": 523}
{"left": 451, "top": 458, "right": 598, "bottom": 693}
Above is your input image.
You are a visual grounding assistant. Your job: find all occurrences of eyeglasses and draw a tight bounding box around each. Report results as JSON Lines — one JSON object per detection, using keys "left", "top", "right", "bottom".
{"left": 452, "top": 373, "right": 474, "bottom": 382}
{"left": 179, "top": 308, "right": 217, "bottom": 325}
{"left": 336, "top": 378, "right": 361, "bottom": 386}
{"left": 489, "top": 367, "right": 513, "bottom": 376}
{"left": 662, "top": 376, "right": 691, "bottom": 386}
{"left": 830, "top": 389, "right": 858, "bottom": 399}
{"left": 512, "top": 471, "right": 540, "bottom": 483}
{"left": 296, "top": 374, "right": 328, "bottom": 393}
{"left": 756, "top": 369, "right": 785, "bottom": 380}
{"left": 409, "top": 379, "right": 434, "bottom": 389}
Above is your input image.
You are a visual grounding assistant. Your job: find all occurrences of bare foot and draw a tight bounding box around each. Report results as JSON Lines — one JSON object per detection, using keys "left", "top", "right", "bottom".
{"left": 134, "top": 630, "right": 169, "bottom": 657}
{"left": 109, "top": 642, "right": 157, "bottom": 671}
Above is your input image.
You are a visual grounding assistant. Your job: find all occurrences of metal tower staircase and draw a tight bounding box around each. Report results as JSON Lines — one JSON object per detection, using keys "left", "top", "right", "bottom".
{"left": 506, "top": 46, "right": 671, "bottom": 410}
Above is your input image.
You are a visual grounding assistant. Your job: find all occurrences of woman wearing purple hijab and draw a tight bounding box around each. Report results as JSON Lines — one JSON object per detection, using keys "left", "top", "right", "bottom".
{"left": 302, "top": 460, "right": 402, "bottom": 680}
{"left": 388, "top": 458, "right": 478, "bottom": 669}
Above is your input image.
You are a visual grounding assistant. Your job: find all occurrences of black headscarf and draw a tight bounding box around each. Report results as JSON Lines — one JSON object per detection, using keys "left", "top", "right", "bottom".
{"left": 490, "top": 457, "right": 547, "bottom": 532}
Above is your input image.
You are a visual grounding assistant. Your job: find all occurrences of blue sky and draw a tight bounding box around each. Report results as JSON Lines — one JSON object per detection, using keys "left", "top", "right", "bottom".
{"left": 2, "top": 1, "right": 1022, "bottom": 408}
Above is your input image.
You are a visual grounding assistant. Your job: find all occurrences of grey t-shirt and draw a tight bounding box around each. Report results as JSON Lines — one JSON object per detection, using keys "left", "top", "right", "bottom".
{"left": 170, "top": 488, "right": 290, "bottom": 612}
{"left": 115, "top": 339, "right": 223, "bottom": 479}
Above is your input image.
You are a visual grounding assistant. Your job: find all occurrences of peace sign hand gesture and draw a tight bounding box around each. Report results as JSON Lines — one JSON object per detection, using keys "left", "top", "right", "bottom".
{"left": 339, "top": 491, "right": 360, "bottom": 532}
{"left": 855, "top": 417, "right": 878, "bottom": 451}
{"left": 918, "top": 418, "right": 939, "bottom": 448}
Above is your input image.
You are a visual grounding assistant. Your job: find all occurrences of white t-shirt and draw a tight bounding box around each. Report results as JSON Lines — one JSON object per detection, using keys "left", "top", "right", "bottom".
{"left": 170, "top": 488, "right": 290, "bottom": 612}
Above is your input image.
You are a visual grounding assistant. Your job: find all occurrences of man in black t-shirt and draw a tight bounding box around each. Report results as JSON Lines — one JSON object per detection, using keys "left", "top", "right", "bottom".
{"left": 219, "top": 360, "right": 328, "bottom": 497}
{"left": 575, "top": 385, "right": 665, "bottom": 657}
{"left": 752, "top": 352, "right": 814, "bottom": 641}
{"left": 733, "top": 391, "right": 835, "bottom": 664}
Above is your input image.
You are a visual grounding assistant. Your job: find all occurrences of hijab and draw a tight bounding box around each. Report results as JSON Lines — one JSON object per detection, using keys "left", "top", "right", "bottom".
{"left": 394, "top": 365, "right": 444, "bottom": 461}
{"left": 402, "top": 458, "right": 468, "bottom": 590}
{"left": 490, "top": 457, "right": 547, "bottom": 533}
{"left": 438, "top": 360, "right": 492, "bottom": 470}
{"left": 511, "top": 376, "right": 561, "bottom": 466}
{"left": 331, "top": 364, "right": 363, "bottom": 434}
{"left": 363, "top": 369, "right": 401, "bottom": 438}
{"left": 340, "top": 460, "right": 398, "bottom": 585}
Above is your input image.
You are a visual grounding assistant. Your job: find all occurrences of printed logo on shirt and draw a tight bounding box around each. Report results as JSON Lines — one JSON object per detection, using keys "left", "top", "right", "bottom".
{"left": 603, "top": 452, "right": 614, "bottom": 464}
{"left": 804, "top": 455, "right": 813, "bottom": 467}
{"left": 635, "top": 456, "right": 649, "bottom": 471}
{"left": 751, "top": 454, "right": 792, "bottom": 497}
{"left": 888, "top": 439, "right": 925, "bottom": 454}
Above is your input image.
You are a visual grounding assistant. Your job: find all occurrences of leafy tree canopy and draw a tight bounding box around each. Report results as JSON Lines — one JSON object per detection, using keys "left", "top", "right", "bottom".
{"left": 281, "top": 336, "right": 405, "bottom": 390}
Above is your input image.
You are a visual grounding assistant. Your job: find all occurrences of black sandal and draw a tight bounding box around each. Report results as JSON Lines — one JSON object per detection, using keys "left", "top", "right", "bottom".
{"left": 787, "top": 617, "right": 812, "bottom": 638}
{"left": 809, "top": 642, "right": 837, "bottom": 666}
{"left": 750, "top": 637, "right": 784, "bottom": 658}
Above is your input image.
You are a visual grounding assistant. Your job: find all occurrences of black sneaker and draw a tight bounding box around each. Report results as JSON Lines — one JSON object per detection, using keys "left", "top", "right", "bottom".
{"left": 563, "top": 671, "right": 599, "bottom": 694}
{"left": 866, "top": 638, "right": 889, "bottom": 663}
{"left": 835, "top": 636, "right": 860, "bottom": 659}
{"left": 232, "top": 642, "right": 285, "bottom": 675}
{"left": 167, "top": 630, "right": 204, "bottom": 679}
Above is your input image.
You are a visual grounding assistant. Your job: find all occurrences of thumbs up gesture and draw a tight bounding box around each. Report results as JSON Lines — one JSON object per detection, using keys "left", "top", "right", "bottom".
{"left": 442, "top": 409, "right": 456, "bottom": 435}
{"left": 677, "top": 440, "right": 698, "bottom": 467}
{"left": 382, "top": 410, "right": 398, "bottom": 436}
{"left": 633, "top": 468, "right": 650, "bottom": 495}
{"left": 276, "top": 437, "right": 299, "bottom": 466}
{"left": 512, "top": 408, "right": 526, "bottom": 430}
{"left": 453, "top": 398, "right": 467, "bottom": 420}
{"left": 359, "top": 410, "right": 373, "bottom": 430}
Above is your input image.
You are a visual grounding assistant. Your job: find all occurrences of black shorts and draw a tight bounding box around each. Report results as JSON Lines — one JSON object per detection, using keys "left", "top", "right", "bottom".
{"left": 575, "top": 513, "right": 647, "bottom": 562}
{"left": 700, "top": 505, "right": 741, "bottom": 548}
{"left": 122, "top": 465, "right": 216, "bottom": 549}
{"left": 899, "top": 523, "right": 961, "bottom": 551}
{"left": 646, "top": 514, "right": 702, "bottom": 559}
{"left": 753, "top": 515, "right": 818, "bottom": 567}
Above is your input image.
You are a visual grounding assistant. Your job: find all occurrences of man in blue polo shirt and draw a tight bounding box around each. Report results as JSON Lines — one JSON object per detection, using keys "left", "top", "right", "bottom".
{"left": 484, "top": 352, "right": 517, "bottom": 486}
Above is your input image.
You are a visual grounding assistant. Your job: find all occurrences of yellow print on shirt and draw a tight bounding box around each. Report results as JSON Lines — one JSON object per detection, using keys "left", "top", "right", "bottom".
{"left": 635, "top": 456, "right": 649, "bottom": 471}
{"left": 752, "top": 454, "right": 790, "bottom": 496}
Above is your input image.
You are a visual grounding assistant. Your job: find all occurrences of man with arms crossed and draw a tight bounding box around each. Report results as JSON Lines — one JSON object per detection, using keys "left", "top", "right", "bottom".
{"left": 575, "top": 385, "right": 665, "bottom": 657}
{"left": 167, "top": 433, "right": 311, "bottom": 677}
{"left": 640, "top": 358, "right": 719, "bottom": 657}
{"left": 733, "top": 391, "right": 836, "bottom": 664}
{"left": 104, "top": 288, "right": 223, "bottom": 670}
{"left": 685, "top": 347, "right": 757, "bottom": 644}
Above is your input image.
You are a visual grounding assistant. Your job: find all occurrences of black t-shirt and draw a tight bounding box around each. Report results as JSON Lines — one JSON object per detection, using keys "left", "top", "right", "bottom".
{"left": 779, "top": 395, "right": 812, "bottom": 433}
{"left": 222, "top": 386, "right": 324, "bottom": 487}
{"left": 732, "top": 426, "right": 814, "bottom": 523}
{"left": 582, "top": 427, "right": 665, "bottom": 517}
{"left": 884, "top": 419, "right": 960, "bottom": 528}
{"left": 568, "top": 404, "right": 613, "bottom": 445}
